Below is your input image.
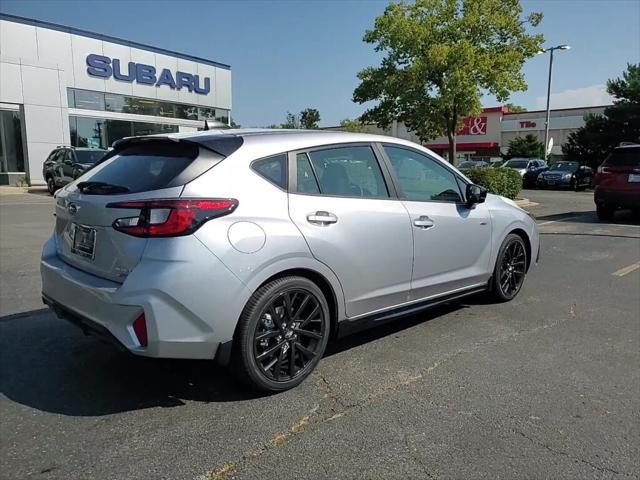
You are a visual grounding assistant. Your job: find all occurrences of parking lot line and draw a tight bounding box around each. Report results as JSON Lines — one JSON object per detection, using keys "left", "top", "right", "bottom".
{"left": 537, "top": 215, "right": 581, "bottom": 226}
{"left": 611, "top": 261, "right": 640, "bottom": 277}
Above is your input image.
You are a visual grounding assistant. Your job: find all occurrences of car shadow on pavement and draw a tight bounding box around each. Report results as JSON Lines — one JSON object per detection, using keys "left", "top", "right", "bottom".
{"left": 536, "top": 209, "right": 640, "bottom": 226}
{"left": 0, "top": 303, "right": 466, "bottom": 417}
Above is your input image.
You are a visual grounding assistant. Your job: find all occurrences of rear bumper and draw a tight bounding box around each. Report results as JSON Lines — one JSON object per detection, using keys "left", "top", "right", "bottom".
{"left": 594, "top": 188, "right": 640, "bottom": 209}
{"left": 43, "top": 294, "right": 127, "bottom": 351}
{"left": 41, "top": 235, "right": 252, "bottom": 359}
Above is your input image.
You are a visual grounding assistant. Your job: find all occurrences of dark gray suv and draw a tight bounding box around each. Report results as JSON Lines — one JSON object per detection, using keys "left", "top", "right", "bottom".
{"left": 43, "top": 146, "right": 107, "bottom": 195}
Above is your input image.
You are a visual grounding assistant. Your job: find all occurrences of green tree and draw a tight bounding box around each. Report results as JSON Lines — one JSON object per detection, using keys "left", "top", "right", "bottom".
{"left": 504, "top": 103, "right": 527, "bottom": 113}
{"left": 280, "top": 112, "right": 298, "bottom": 129}
{"left": 563, "top": 64, "right": 640, "bottom": 168}
{"left": 562, "top": 114, "right": 614, "bottom": 169}
{"left": 300, "top": 108, "right": 321, "bottom": 129}
{"left": 506, "top": 134, "right": 544, "bottom": 158}
{"left": 339, "top": 118, "right": 366, "bottom": 132}
{"left": 353, "top": 0, "right": 543, "bottom": 163}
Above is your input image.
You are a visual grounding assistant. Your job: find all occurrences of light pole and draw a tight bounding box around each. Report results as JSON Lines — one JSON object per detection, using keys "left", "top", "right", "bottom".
{"left": 540, "top": 44, "right": 570, "bottom": 161}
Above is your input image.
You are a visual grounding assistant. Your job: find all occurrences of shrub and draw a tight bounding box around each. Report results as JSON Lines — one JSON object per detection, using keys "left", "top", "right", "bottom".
{"left": 464, "top": 167, "right": 522, "bottom": 199}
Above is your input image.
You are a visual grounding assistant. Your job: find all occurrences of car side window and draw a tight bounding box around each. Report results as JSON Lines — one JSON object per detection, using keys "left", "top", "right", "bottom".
{"left": 305, "top": 145, "right": 389, "bottom": 198}
{"left": 51, "top": 150, "right": 63, "bottom": 163}
{"left": 296, "top": 153, "right": 320, "bottom": 194}
{"left": 252, "top": 154, "right": 288, "bottom": 189}
{"left": 384, "top": 146, "right": 463, "bottom": 203}
{"left": 61, "top": 150, "right": 72, "bottom": 164}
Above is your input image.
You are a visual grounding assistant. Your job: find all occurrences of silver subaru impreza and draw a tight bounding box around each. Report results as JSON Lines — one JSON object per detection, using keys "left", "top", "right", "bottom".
{"left": 41, "top": 129, "right": 539, "bottom": 392}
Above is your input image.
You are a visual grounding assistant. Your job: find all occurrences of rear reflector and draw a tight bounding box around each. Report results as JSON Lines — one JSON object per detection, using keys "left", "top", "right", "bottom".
{"left": 132, "top": 313, "right": 148, "bottom": 347}
{"left": 106, "top": 198, "right": 238, "bottom": 237}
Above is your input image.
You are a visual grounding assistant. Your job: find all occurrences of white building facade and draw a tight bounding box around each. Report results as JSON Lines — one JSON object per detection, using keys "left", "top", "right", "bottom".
{"left": 0, "top": 13, "right": 232, "bottom": 185}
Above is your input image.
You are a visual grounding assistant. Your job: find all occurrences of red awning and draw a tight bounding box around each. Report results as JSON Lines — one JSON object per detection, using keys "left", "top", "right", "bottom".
{"left": 424, "top": 142, "right": 499, "bottom": 151}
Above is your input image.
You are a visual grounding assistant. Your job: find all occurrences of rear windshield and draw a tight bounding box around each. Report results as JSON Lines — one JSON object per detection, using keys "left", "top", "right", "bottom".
{"left": 604, "top": 147, "right": 640, "bottom": 167}
{"left": 75, "top": 150, "right": 107, "bottom": 164}
{"left": 505, "top": 160, "right": 528, "bottom": 168}
{"left": 551, "top": 162, "right": 579, "bottom": 171}
{"left": 79, "top": 142, "right": 201, "bottom": 194}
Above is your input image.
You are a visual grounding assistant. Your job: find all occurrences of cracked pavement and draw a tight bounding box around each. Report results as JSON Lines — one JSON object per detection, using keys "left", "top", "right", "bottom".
{"left": 1, "top": 189, "right": 639, "bottom": 479}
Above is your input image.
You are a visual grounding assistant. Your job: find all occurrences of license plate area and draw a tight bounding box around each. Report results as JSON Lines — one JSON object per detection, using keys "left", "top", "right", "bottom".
{"left": 71, "top": 224, "right": 96, "bottom": 259}
{"left": 628, "top": 174, "right": 640, "bottom": 183}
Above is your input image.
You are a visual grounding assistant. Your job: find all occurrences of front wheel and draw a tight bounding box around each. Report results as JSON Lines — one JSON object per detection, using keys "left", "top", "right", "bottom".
{"left": 490, "top": 234, "right": 528, "bottom": 302}
{"left": 46, "top": 176, "right": 56, "bottom": 195}
{"left": 233, "top": 276, "right": 330, "bottom": 392}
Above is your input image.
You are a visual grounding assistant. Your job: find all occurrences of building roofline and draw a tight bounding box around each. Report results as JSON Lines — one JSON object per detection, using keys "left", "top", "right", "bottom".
{"left": 0, "top": 12, "right": 231, "bottom": 70}
{"left": 503, "top": 104, "right": 612, "bottom": 116}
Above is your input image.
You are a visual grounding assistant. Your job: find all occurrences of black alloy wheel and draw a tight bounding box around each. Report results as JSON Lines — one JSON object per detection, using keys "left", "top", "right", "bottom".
{"left": 234, "top": 276, "right": 330, "bottom": 392}
{"left": 491, "top": 234, "right": 528, "bottom": 302}
{"left": 253, "top": 289, "right": 325, "bottom": 382}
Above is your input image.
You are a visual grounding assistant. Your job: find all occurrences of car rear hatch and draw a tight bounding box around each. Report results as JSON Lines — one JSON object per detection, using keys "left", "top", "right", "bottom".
{"left": 53, "top": 137, "right": 238, "bottom": 282}
{"left": 597, "top": 146, "right": 640, "bottom": 192}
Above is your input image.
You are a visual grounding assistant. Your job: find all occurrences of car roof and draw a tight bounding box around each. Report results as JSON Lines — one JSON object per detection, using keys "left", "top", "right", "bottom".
{"left": 114, "top": 128, "right": 438, "bottom": 159}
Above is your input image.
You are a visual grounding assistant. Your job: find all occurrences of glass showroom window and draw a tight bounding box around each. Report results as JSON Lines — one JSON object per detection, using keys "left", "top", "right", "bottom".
{"left": 0, "top": 110, "right": 25, "bottom": 173}
{"left": 70, "top": 116, "right": 179, "bottom": 148}
{"left": 68, "top": 89, "right": 229, "bottom": 124}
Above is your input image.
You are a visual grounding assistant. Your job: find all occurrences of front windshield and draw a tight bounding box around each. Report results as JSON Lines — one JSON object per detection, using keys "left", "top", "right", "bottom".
{"left": 505, "top": 160, "right": 528, "bottom": 168}
{"left": 551, "top": 162, "right": 579, "bottom": 171}
{"left": 75, "top": 150, "right": 107, "bottom": 164}
{"left": 459, "top": 161, "right": 475, "bottom": 168}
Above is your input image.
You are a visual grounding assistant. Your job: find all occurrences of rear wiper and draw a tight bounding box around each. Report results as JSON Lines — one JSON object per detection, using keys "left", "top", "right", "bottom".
{"left": 77, "top": 181, "right": 130, "bottom": 194}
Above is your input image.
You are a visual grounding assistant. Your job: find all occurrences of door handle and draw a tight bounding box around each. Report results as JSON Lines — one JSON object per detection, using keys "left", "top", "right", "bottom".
{"left": 307, "top": 211, "right": 338, "bottom": 225}
{"left": 413, "top": 215, "right": 434, "bottom": 229}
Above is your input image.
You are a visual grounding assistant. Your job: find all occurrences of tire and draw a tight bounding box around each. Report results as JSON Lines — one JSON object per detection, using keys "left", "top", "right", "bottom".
{"left": 596, "top": 204, "right": 615, "bottom": 221}
{"left": 46, "top": 176, "right": 56, "bottom": 195}
{"left": 233, "top": 276, "right": 330, "bottom": 392}
{"left": 490, "top": 234, "right": 528, "bottom": 302}
{"left": 571, "top": 176, "right": 579, "bottom": 192}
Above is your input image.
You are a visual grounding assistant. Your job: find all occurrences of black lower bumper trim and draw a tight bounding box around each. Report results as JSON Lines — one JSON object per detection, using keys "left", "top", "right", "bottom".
{"left": 42, "top": 294, "right": 127, "bottom": 351}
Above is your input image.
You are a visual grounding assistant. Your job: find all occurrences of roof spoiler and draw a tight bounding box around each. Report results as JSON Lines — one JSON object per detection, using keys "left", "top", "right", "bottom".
{"left": 110, "top": 134, "right": 244, "bottom": 158}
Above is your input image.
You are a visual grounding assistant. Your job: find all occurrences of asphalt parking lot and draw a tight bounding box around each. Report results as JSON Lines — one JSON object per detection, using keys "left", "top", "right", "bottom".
{"left": 1, "top": 188, "right": 639, "bottom": 480}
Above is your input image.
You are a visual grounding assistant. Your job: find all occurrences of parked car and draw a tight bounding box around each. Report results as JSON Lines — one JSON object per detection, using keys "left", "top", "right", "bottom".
{"left": 537, "top": 161, "right": 594, "bottom": 191}
{"left": 594, "top": 144, "right": 640, "bottom": 220}
{"left": 458, "top": 160, "right": 489, "bottom": 171}
{"left": 502, "top": 158, "right": 548, "bottom": 187}
{"left": 522, "top": 160, "right": 549, "bottom": 188}
{"left": 43, "top": 146, "right": 108, "bottom": 195}
{"left": 41, "top": 130, "right": 539, "bottom": 392}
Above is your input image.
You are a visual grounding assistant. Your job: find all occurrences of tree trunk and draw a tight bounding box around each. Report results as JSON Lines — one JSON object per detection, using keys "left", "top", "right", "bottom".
{"left": 447, "top": 131, "right": 456, "bottom": 164}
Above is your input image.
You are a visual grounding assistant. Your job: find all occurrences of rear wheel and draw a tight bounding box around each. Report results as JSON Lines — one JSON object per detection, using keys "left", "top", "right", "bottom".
{"left": 46, "top": 176, "right": 56, "bottom": 195}
{"left": 596, "top": 204, "right": 615, "bottom": 221}
{"left": 490, "top": 234, "right": 528, "bottom": 302}
{"left": 233, "top": 276, "right": 330, "bottom": 392}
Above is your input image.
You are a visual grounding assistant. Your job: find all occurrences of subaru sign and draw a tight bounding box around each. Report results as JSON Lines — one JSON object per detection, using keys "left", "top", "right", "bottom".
{"left": 86, "top": 54, "right": 211, "bottom": 95}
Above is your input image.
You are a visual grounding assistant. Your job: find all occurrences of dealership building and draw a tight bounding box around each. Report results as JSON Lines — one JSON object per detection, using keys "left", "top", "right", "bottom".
{"left": 0, "top": 13, "right": 231, "bottom": 185}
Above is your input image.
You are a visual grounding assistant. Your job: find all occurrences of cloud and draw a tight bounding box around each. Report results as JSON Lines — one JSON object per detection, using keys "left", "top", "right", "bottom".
{"left": 535, "top": 84, "right": 613, "bottom": 110}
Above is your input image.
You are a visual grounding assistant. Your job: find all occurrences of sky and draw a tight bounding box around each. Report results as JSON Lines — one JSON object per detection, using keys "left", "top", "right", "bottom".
{"left": 1, "top": 0, "right": 639, "bottom": 127}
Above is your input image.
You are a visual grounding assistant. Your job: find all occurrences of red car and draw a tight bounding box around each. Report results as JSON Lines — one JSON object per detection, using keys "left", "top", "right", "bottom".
{"left": 594, "top": 144, "right": 640, "bottom": 220}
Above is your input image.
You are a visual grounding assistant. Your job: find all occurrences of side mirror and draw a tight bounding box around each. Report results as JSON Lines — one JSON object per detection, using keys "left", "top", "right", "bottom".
{"left": 466, "top": 184, "right": 487, "bottom": 207}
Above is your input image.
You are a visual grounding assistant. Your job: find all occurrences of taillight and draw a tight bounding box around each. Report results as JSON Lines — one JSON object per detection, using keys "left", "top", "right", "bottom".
{"left": 132, "top": 313, "right": 148, "bottom": 347}
{"left": 106, "top": 198, "right": 238, "bottom": 237}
